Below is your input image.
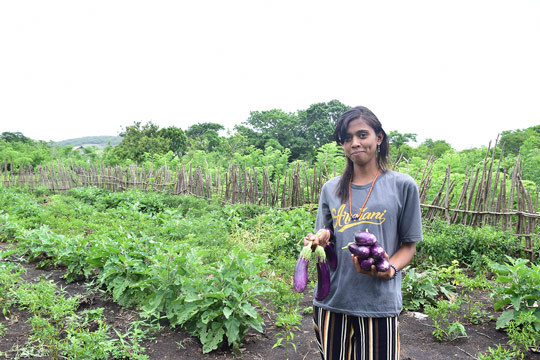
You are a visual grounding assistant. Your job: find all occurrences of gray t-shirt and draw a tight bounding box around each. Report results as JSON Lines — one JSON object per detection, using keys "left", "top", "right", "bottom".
{"left": 313, "top": 170, "right": 423, "bottom": 317}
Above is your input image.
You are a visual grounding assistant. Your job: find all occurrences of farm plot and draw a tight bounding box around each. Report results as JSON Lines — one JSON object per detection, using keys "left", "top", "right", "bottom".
{"left": 0, "top": 187, "right": 539, "bottom": 359}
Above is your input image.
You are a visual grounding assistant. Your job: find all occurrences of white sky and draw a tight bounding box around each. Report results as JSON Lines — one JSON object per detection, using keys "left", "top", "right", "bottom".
{"left": 1, "top": 1, "right": 539, "bottom": 150}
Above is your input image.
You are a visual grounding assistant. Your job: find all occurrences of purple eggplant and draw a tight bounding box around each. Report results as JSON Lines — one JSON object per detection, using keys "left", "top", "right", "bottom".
{"left": 354, "top": 230, "right": 377, "bottom": 246}
{"left": 293, "top": 257, "right": 309, "bottom": 292}
{"left": 375, "top": 258, "right": 390, "bottom": 272}
{"left": 348, "top": 243, "right": 370, "bottom": 259}
{"left": 324, "top": 242, "right": 338, "bottom": 271}
{"left": 315, "top": 245, "right": 331, "bottom": 300}
{"left": 359, "top": 257, "right": 375, "bottom": 271}
{"left": 293, "top": 243, "right": 313, "bottom": 292}
{"left": 370, "top": 244, "right": 385, "bottom": 260}
{"left": 316, "top": 260, "right": 331, "bottom": 300}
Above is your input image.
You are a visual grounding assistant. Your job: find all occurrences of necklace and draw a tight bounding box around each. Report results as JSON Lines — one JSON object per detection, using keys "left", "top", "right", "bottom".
{"left": 349, "top": 169, "right": 381, "bottom": 221}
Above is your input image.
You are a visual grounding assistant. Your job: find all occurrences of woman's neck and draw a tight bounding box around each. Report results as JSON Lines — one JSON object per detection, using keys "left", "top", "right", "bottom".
{"left": 351, "top": 162, "right": 380, "bottom": 185}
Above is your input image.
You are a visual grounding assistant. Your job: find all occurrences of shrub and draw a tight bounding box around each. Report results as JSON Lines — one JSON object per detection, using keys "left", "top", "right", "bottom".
{"left": 417, "top": 219, "right": 520, "bottom": 273}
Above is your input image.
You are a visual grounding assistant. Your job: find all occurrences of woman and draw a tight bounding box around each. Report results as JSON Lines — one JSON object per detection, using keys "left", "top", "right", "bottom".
{"left": 305, "top": 106, "right": 422, "bottom": 360}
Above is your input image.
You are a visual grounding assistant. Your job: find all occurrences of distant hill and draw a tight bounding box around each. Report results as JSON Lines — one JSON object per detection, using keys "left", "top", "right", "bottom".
{"left": 55, "top": 136, "right": 123, "bottom": 148}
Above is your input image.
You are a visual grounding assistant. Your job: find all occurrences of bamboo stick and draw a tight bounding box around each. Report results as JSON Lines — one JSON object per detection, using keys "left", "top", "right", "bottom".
{"left": 444, "top": 165, "right": 451, "bottom": 223}
{"left": 451, "top": 167, "right": 469, "bottom": 224}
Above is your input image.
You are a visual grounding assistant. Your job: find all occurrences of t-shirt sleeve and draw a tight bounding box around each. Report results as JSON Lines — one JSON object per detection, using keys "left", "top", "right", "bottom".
{"left": 398, "top": 176, "right": 423, "bottom": 243}
{"left": 315, "top": 182, "right": 334, "bottom": 232}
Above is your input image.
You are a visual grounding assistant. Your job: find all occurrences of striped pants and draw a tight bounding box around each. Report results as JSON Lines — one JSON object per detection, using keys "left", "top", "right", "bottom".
{"left": 313, "top": 306, "right": 400, "bottom": 360}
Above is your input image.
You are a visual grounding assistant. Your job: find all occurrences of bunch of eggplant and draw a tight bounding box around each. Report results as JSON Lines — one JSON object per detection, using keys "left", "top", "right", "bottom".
{"left": 293, "top": 227, "right": 337, "bottom": 300}
{"left": 345, "top": 229, "right": 390, "bottom": 272}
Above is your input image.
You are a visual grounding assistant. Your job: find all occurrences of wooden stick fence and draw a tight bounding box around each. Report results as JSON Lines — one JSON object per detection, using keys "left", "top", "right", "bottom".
{"left": 2, "top": 145, "right": 539, "bottom": 260}
{"left": 404, "top": 141, "right": 539, "bottom": 260}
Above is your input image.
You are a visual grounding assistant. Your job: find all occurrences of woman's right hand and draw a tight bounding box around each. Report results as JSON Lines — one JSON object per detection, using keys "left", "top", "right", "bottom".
{"left": 304, "top": 229, "right": 331, "bottom": 248}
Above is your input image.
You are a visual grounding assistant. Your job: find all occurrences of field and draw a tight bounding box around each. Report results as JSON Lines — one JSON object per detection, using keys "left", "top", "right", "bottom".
{"left": 1, "top": 186, "right": 540, "bottom": 359}
{"left": 0, "top": 254, "right": 527, "bottom": 360}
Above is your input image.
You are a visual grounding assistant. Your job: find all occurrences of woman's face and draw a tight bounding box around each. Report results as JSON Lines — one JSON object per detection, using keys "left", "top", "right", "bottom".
{"left": 342, "top": 118, "right": 382, "bottom": 167}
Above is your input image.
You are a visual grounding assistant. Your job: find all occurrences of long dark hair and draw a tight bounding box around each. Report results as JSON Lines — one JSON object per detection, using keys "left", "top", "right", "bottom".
{"left": 334, "top": 106, "right": 389, "bottom": 202}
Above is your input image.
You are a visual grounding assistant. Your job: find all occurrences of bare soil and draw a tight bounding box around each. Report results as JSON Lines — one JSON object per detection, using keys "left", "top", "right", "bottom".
{"left": 1, "top": 253, "right": 540, "bottom": 360}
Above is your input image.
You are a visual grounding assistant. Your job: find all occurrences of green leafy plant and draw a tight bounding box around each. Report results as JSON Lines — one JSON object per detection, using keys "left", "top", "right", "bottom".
{"left": 169, "top": 248, "right": 275, "bottom": 353}
{"left": 110, "top": 320, "right": 151, "bottom": 360}
{"left": 241, "top": 206, "right": 316, "bottom": 259}
{"left": 418, "top": 219, "right": 519, "bottom": 273}
{"left": 0, "top": 187, "right": 322, "bottom": 355}
{"left": 506, "top": 310, "right": 540, "bottom": 359}
{"left": 273, "top": 307, "right": 302, "bottom": 360}
{"left": 462, "top": 297, "right": 493, "bottom": 325}
{"left": 424, "top": 299, "right": 467, "bottom": 342}
{"left": 452, "top": 264, "right": 494, "bottom": 325}
{"left": 401, "top": 265, "right": 456, "bottom": 311}
{"left": 3, "top": 188, "right": 296, "bottom": 354}
{"left": 96, "top": 234, "right": 156, "bottom": 308}
{"left": 489, "top": 256, "right": 540, "bottom": 330}
{"left": 480, "top": 312, "right": 540, "bottom": 360}
{"left": 17, "top": 226, "right": 64, "bottom": 268}
{"left": 477, "top": 344, "right": 517, "bottom": 360}
{"left": 15, "top": 279, "right": 80, "bottom": 359}
{"left": 0, "top": 213, "right": 21, "bottom": 241}
{"left": 3, "top": 270, "right": 150, "bottom": 360}
{"left": 0, "top": 260, "right": 25, "bottom": 315}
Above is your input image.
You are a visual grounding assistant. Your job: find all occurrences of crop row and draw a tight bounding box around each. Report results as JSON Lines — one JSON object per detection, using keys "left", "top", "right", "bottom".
{"left": 0, "top": 186, "right": 315, "bottom": 353}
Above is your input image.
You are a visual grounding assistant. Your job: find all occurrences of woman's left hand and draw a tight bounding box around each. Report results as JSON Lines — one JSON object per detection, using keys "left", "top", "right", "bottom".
{"left": 352, "top": 252, "right": 395, "bottom": 280}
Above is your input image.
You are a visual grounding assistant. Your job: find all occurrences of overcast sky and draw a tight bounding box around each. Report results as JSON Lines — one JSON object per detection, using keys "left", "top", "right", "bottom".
{"left": 1, "top": 0, "right": 539, "bottom": 150}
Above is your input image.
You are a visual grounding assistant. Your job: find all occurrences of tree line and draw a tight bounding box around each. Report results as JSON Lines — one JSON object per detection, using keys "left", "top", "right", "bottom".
{"left": 1, "top": 100, "right": 540, "bottom": 187}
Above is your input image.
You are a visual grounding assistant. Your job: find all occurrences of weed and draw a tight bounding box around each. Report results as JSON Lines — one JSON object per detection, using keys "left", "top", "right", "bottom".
{"left": 273, "top": 307, "right": 302, "bottom": 360}
{"left": 424, "top": 299, "right": 467, "bottom": 341}
{"left": 477, "top": 344, "right": 517, "bottom": 360}
{"left": 506, "top": 311, "right": 540, "bottom": 359}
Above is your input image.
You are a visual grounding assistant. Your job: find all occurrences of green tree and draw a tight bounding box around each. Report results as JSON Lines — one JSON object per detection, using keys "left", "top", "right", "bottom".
{"left": 112, "top": 121, "right": 171, "bottom": 163}
{"left": 81, "top": 146, "right": 99, "bottom": 162}
{"left": 0, "top": 132, "right": 42, "bottom": 169}
{"left": 218, "top": 131, "right": 250, "bottom": 160}
{"left": 388, "top": 131, "right": 418, "bottom": 160}
{"left": 416, "top": 139, "right": 452, "bottom": 159}
{"left": 236, "top": 109, "right": 306, "bottom": 159}
{"left": 300, "top": 99, "right": 351, "bottom": 151}
{"left": 388, "top": 131, "right": 417, "bottom": 149}
{"left": 159, "top": 126, "right": 187, "bottom": 157}
{"left": 264, "top": 138, "right": 284, "bottom": 152}
{"left": 233, "top": 124, "right": 264, "bottom": 149}
{"left": 236, "top": 101, "right": 351, "bottom": 161}
{"left": 394, "top": 144, "right": 415, "bottom": 161}
{"left": 520, "top": 135, "right": 540, "bottom": 185}
{"left": 499, "top": 125, "right": 540, "bottom": 156}
{"left": 0, "top": 131, "right": 33, "bottom": 143}
{"left": 186, "top": 122, "right": 224, "bottom": 152}
{"left": 186, "top": 122, "right": 224, "bottom": 138}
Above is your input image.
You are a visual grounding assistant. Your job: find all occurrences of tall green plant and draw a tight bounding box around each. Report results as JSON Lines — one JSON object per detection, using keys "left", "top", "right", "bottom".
{"left": 170, "top": 248, "right": 275, "bottom": 353}
{"left": 417, "top": 219, "right": 519, "bottom": 272}
{"left": 489, "top": 256, "right": 540, "bottom": 330}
